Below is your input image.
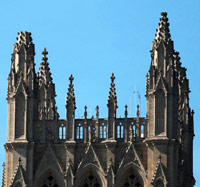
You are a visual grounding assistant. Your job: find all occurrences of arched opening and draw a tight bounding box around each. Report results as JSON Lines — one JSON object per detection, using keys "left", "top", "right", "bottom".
{"left": 99, "top": 123, "right": 106, "bottom": 139}
{"left": 120, "top": 168, "right": 144, "bottom": 187}
{"left": 117, "top": 122, "right": 124, "bottom": 139}
{"left": 155, "top": 89, "right": 165, "bottom": 135}
{"left": 76, "top": 123, "right": 83, "bottom": 140}
{"left": 15, "top": 92, "right": 25, "bottom": 138}
{"left": 131, "top": 122, "right": 136, "bottom": 138}
{"left": 80, "top": 170, "right": 102, "bottom": 187}
{"left": 59, "top": 124, "right": 66, "bottom": 140}
{"left": 39, "top": 170, "right": 60, "bottom": 187}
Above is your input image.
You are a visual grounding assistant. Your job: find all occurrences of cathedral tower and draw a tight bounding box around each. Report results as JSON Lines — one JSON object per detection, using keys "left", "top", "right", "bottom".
{"left": 146, "top": 12, "right": 195, "bottom": 186}
{"left": 5, "top": 31, "right": 38, "bottom": 186}
{"left": 3, "top": 13, "right": 195, "bottom": 187}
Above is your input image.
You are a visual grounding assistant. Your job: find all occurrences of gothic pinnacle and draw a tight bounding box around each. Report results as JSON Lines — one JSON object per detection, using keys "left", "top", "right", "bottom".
{"left": 84, "top": 105, "right": 87, "bottom": 119}
{"left": 38, "top": 48, "right": 53, "bottom": 87}
{"left": 42, "top": 47, "right": 48, "bottom": 62}
{"left": 14, "top": 31, "right": 34, "bottom": 54}
{"left": 125, "top": 105, "right": 128, "bottom": 118}
{"left": 107, "top": 72, "right": 118, "bottom": 108}
{"left": 154, "top": 12, "right": 171, "bottom": 46}
{"left": 152, "top": 12, "right": 171, "bottom": 50}
{"left": 66, "top": 74, "right": 76, "bottom": 110}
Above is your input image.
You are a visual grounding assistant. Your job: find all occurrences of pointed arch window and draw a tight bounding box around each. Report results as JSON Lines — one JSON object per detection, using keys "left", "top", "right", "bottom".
{"left": 99, "top": 123, "right": 107, "bottom": 139}
{"left": 140, "top": 123, "right": 145, "bottom": 138}
{"left": 88, "top": 124, "right": 96, "bottom": 142}
{"left": 59, "top": 124, "right": 66, "bottom": 140}
{"left": 122, "top": 173, "right": 143, "bottom": 187}
{"left": 117, "top": 122, "right": 124, "bottom": 139}
{"left": 77, "top": 123, "right": 83, "bottom": 140}
{"left": 39, "top": 170, "right": 59, "bottom": 187}
{"left": 81, "top": 172, "right": 101, "bottom": 187}
{"left": 15, "top": 92, "right": 25, "bottom": 139}
{"left": 131, "top": 122, "right": 136, "bottom": 137}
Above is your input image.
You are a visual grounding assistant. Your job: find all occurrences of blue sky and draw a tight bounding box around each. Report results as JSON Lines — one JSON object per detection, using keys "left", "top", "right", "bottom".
{"left": 0, "top": 0, "right": 200, "bottom": 185}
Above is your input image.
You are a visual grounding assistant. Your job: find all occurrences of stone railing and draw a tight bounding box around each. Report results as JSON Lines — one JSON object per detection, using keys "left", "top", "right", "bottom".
{"left": 33, "top": 118, "right": 147, "bottom": 143}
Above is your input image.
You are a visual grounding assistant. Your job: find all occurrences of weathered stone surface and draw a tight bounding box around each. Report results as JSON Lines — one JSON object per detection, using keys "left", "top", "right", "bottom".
{"left": 3, "top": 12, "right": 195, "bottom": 187}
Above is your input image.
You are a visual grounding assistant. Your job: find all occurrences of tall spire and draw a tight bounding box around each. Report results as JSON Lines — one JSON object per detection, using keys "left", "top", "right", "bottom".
{"left": 107, "top": 73, "right": 118, "bottom": 139}
{"left": 66, "top": 74, "right": 76, "bottom": 141}
{"left": 152, "top": 12, "right": 172, "bottom": 50}
{"left": 38, "top": 48, "right": 59, "bottom": 120}
{"left": 107, "top": 73, "right": 118, "bottom": 110}
{"left": 38, "top": 48, "right": 53, "bottom": 87}
{"left": 66, "top": 74, "right": 76, "bottom": 111}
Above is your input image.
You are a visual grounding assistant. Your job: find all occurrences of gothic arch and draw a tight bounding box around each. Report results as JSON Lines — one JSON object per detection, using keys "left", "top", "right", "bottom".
{"left": 34, "top": 166, "right": 64, "bottom": 187}
{"left": 15, "top": 92, "right": 25, "bottom": 139}
{"left": 116, "top": 162, "right": 148, "bottom": 187}
{"left": 37, "top": 169, "right": 60, "bottom": 187}
{"left": 75, "top": 163, "right": 106, "bottom": 187}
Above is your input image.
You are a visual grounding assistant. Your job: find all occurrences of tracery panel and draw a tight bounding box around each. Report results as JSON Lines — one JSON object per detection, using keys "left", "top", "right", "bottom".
{"left": 39, "top": 171, "right": 59, "bottom": 187}
{"left": 122, "top": 172, "right": 143, "bottom": 187}
{"left": 81, "top": 172, "right": 101, "bottom": 187}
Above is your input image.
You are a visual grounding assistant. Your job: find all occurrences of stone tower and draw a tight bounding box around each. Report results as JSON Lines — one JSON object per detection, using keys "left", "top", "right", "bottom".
{"left": 3, "top": 12, "right": 195, "bottom": 187}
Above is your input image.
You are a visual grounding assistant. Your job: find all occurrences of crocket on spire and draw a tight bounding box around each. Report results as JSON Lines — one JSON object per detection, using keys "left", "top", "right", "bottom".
{"left": 38, "top": 48, "right": 59, "bottom": 120}
{"left": 107, "top": 73, "right": 118, "bottom": 109}
{"left": 38, "top": 48, "right": 53, "bottom": 87}
{"left": 66, "top": 74, "right": 76, "bottom": 111}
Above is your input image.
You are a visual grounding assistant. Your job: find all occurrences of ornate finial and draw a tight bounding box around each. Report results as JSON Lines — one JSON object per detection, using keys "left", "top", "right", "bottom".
{"left": 66, "top": 74, "right": 76, "bottom": 110}
{"left": 136, "top": 105, "right": 140, "bottom": 117}
{"left": 42, "top": 48, "right": 48, "bottom": 62}
{"left": 191, "top": 110, "right": 194, "bottom": 116}
{"left": 95, "top": 105, "right": 99, "bottom": 119}
{"left": 161, "top": 12, "right": 167, "bottom": 17}
{"left": 69, "top": 74, "right": 74, "bottom": 85}
{"left": 108, "top": 73, "right": 118, "bottom": 110}
{"left": 42, "top": 47, "right": 48, "bottom": 56}
{"left": 111, "top": 72, "right": 115, "bottom": 83}
{"left": 84, "top": 105, "right": 87, "bottom": 119}
{"left": 2, "top": 163, "right": 5, "bottom": 168}
{"left": 125, "top": 105, "right": 128, "bottom": 118}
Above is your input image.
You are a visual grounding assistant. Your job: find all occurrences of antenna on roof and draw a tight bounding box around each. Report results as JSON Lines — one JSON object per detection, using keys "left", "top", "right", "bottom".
{"left": 138, "top": 92, "right": 141, "bottom": 117}
{"left": 133, "top": 86, "right": 137, "bottom": 117}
